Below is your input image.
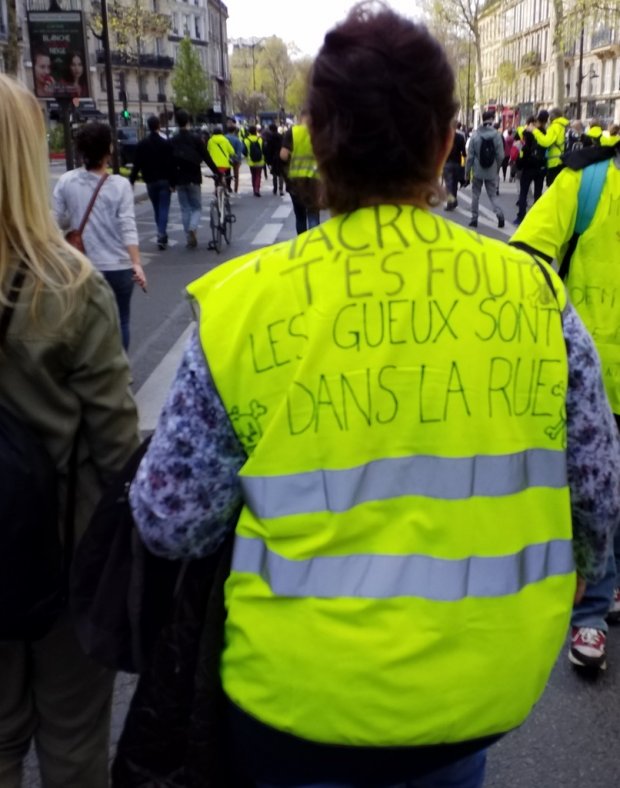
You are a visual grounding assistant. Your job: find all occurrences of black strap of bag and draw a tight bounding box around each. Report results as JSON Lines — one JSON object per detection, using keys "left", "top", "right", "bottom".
{"left": 0, "top": 262, "right": 78, "bottom": 581}
{"left": 78, "top": 173, "right": 109, "bottom": 236}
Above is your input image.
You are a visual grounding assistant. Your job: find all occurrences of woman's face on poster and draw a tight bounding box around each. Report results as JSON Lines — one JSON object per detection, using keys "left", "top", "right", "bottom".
{"left": 70, "top": 55, "right": 83, "bottom": 81}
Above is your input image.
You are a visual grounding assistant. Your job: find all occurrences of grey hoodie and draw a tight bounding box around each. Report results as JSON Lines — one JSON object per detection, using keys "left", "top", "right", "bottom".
{"left": 465, "top": 122, "right": 504, "bottom": 180}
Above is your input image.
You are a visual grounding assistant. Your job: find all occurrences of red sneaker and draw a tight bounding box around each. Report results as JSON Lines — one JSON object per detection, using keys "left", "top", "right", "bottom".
{"left": 569, "top": 626, "right": 607, "bottom": 670}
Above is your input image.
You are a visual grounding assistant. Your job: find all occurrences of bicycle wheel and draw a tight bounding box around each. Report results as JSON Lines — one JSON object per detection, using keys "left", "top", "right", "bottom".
{"left": 223, "top": 196, "right": 233, "bottom": 244}
{"left": 209, "top": 201, "right": 222, "bottom": 253}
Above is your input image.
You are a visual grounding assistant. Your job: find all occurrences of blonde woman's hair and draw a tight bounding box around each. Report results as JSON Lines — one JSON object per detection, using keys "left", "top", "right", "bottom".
{"left": 0, "top": 74, "right": 91, "bottom": 320}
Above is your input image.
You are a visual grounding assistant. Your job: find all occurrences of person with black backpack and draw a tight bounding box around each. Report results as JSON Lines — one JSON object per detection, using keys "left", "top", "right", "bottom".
{"left": 514, "top": 113, "right": 548, "bottom": 225}
{"left": 464, "top": 109, "right": 505, "bottom": 228}
{"left": 0, "top": 74, "right": 140, "bottom": 787}
{"left": 245, "top": 124, "right": 265, "bottom": 197}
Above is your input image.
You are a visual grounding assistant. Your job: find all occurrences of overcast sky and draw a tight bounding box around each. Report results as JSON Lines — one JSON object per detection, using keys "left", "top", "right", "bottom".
{"left": 227, "top": 0, "right": 421, "bottom": 58}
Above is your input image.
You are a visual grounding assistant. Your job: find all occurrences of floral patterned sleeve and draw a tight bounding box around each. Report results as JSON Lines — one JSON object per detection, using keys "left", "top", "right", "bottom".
{"left": 131, "top": 309, "right": 620, "bottom": 579}
{"left": 129, "top": 328, "right": 246, "bottom": 559}
{"left": 564, "top": 302, "right": 620, "bottom": 583}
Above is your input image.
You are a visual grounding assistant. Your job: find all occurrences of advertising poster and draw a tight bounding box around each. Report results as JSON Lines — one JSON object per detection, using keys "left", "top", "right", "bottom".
{"left": 27, "top": 11, "right": 90, "bottom": 100}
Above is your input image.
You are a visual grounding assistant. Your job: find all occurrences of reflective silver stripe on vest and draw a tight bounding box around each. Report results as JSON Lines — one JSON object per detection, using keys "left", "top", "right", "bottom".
{"left": 241, "top": 449, "right": 567, "bottom": 519}
{"left": 289, "top": 155, "right": 318, "bottom": 178}
{"left": 232, "top": 536, "right": 574, "bottom": 599}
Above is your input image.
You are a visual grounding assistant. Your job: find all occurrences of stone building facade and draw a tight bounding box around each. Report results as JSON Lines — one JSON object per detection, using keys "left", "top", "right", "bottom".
{"left": 4, "top": 0, "right": 229, "bottom": 125}
{"left": 478, "top": 0, "right": 620, "bottom": 126}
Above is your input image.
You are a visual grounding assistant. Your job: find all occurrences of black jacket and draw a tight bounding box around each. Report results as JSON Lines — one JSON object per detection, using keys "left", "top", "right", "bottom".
{"left": 263, "top": 130, "right": 283, "bottom": 168}
{"left": 519, "top": 129, "right": 547, "bottom": 172}
{"left": 170, "top": 130, "right": 217, "bottom": 186}
{"left": 445, "top": 130, "right": 466, "bottom": 165}
{"left": 130, "top": 132, "right": 175, "bottom": 185}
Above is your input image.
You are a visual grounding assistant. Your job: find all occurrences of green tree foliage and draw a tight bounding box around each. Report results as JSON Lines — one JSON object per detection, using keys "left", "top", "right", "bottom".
{"left": 256, "top": 37, "right": 296, "bottom": 109}
{"left": 287, "top": 56, "right": 314, "bottom": 114}
{"left": 426, "top": 0, "right": 485, "bottom": 124}
{"left": 426, "top": 8, "right": 475, "bottom": 125}
{"left": 171, "top": 36, "right": 210, "bottom": 120}
{"left": 90, "top": 1, "right": 170, "bottom": 52}
{"left": 231, "top": 37, "right": 311, "bottom": 117}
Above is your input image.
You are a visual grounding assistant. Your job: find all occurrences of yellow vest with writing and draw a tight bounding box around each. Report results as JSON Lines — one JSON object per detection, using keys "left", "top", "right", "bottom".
{"left": 288, "top": 124, "right": 318, "bottom": 179}
{"left": 513, "top": 158, "right": 620, "bottom": 412}
{"left": 187, "top": 206, "right": 574, "bottom": 747}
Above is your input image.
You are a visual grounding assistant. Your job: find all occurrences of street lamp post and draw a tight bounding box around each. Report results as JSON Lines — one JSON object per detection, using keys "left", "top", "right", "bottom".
{"left": 100, "top": 0, "right": 120, "bottom": 172}
{"left": 465, "top": 40, "right": 472, "bottom": 129}
{"left": 575, "top": 24, "right": 585, "bottom": 120}
{"left": 218, "top": 0, "right": 227, "bottom": 123}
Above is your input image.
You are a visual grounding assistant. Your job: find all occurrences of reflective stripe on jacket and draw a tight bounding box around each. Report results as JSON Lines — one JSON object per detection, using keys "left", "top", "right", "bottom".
{"left": 512, "top": 155, "right": 620, "bottom": 411}
{"left": 288, "top": 124, "right": 318, "bottom": 179}
{"left": 187, "top": 207, "right": 574, "bottom": 747}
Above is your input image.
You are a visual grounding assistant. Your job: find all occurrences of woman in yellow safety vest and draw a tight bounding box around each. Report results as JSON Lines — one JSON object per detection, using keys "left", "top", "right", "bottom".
{"left": 129, "top": 5, "right": 620, "bottom": 787}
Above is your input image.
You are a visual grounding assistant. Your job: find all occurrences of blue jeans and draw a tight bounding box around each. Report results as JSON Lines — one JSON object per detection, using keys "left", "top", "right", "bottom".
{"left": 176, "top": 182, "right": 202, "bottom": 233}
{"left": 572, "top": 527, "right": 620, "bottom": 632}
{"left": 146, "top": 179, "right": 171, "bottom": 240}
{"left": 291, "top": 192, "right": 320, "bottom": 235}
{"left": 257, "top": 750, "right": 487, "bottom": 788}
{"left": 102, "top": 268, "right": 133, "bottom": 350}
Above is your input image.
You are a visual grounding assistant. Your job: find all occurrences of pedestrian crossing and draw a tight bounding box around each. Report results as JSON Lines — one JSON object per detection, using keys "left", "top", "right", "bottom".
{"left": 134, "top": 200, "right": 294, "bottom": 433}
{"left": 453, "top": 189, "right": 513, "bottom": 239}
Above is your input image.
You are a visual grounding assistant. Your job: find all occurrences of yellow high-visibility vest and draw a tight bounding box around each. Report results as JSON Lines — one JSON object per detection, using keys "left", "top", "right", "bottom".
{"left": 288, "top": 124, "right": 318, "bottom": 179}
{"left": 512, "top": 158, "right": 620, "bottom": 412}
{"left": 188, "top": 206, "right": 574, "bottom": 747}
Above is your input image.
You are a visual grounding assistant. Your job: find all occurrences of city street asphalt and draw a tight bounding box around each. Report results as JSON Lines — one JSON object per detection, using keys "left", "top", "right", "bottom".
{"left": 26, "top": 162, "right": 620, "bottom": 788}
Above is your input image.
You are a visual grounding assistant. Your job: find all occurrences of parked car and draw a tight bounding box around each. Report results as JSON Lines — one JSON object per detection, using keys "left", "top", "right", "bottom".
{"left": 117, "top": 127, "right": 138, "bottom": 167}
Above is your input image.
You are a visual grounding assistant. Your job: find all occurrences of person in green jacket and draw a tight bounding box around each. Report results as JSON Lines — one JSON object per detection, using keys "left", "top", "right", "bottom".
{"left": 529, "top": 106, "right": 570, "bottom": 186}
{"left": 0, "top": 74, "right": 140, "bottom": 787}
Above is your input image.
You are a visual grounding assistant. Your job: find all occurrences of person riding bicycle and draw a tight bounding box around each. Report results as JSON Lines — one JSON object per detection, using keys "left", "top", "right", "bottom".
{"left": 207, "top": 126, "right": 236, "bottom": 193}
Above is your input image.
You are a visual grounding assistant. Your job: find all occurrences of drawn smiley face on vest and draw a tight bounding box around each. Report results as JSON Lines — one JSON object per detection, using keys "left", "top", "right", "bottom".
{"left": 229, "top": 400, "right": 268, "bottom": 453}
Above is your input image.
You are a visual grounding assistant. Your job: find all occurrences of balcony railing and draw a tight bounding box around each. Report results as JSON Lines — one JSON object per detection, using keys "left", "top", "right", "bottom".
{"left": 157, "top": 93, "right": 167, "bottom": 102}
{"left": 96, "top": 51, "right": 174, "bottom": 70}
{"left": 140, "top": 93, "right": 149, "bottom": 102}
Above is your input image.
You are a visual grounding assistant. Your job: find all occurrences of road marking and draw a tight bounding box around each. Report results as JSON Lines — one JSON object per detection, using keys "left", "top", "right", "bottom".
{"left": 456, "top": 191, "right": 512, "bottom": 238}
{"left": 272, "top": 205, "right": 293, "bottom": 219}
{"left": 251, "top": 223, "right": 284, "bottom": 246}
{"left": 147, "top": 237, "right": 180, "bottom": 247}
{"left": 135, "top": 323, "right": 194, "bottom": 433}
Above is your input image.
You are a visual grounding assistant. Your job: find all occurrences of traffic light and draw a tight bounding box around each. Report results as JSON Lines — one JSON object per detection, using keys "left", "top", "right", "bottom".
{"left": 121, "top": 108, "right": 131, "bottom": 123}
